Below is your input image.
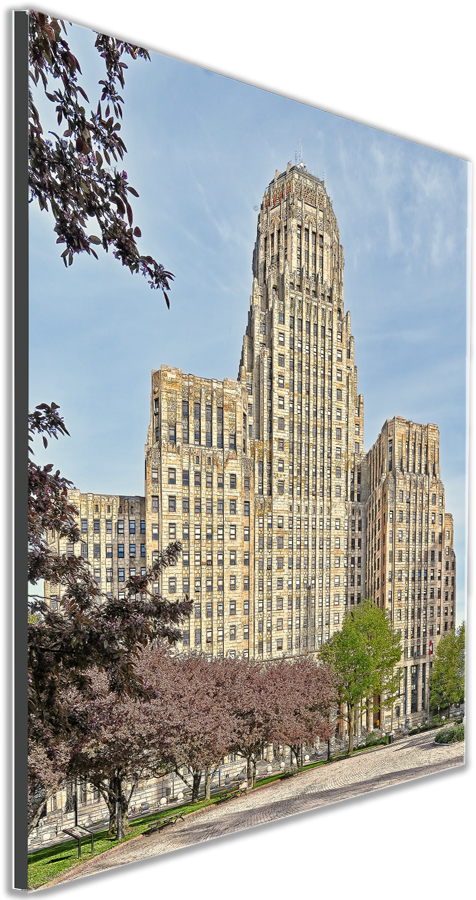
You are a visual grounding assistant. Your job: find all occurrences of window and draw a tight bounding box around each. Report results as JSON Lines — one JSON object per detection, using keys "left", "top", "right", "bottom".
{"left": 336, "top": 369, "right": 342, "bottom": 381}
{"left": 152, "top": 524, "right": 158, "bottom": 540}
{"left": 183, "top": 469, "right": 189, "bottom": 486}
{"left": 118, "top": 568, "right": 125, "bottom": 582}
{"left": 118, "top": 543, "right": 124, "bottom": 558}
{"left": 168, "top": 577, "right": 177, "bottom": 593}
{"left": 278, "top": 354, "right": 284, "bottom": 367}
{"left": 336, "top": 427, "right": 342, "bottom": 439}
{"left": 217, "top": 525, "right": 224, "bottom": 541}
{"left": 244, "top": 526, "right": 250, "bottom": 541}
{"left": 169, "top": 523, "right": 176, "bottom": 539}
{"left": 230, "top": 525, "right": 236, "bottom": 540}
{"left": 230, "top": 626, "right": 236, "bottom": 640}
{"left": 140, "top": 520, "right": 145, "bottom": 533}
{"left": 168, "top": 496, "right": 176, "bottom": 512}
{"left": 168, "top": 468, "right": 176, "bottom": 484}
{"left": 129, "top": 543, "right": 136, "bottom": 557}
{"left": 230, "top": 500, "right": 237, "bottom": 515}
{"left": 152, "top": 496, "right": 159, "bottom": 511}
{"left": 278, "top": 417, "right": 285, "bottom": 430}
{"left": 152, "top": 467, "right": 158, "bottom": 483}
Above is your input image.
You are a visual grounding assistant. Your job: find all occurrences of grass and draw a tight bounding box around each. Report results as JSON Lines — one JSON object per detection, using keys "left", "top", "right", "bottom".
{"left": 29, "top": 729, "right": 440, "bottom": 889}
{"left": 28, "top": 762, "right": 332, "bottom": 889}
{"left": 28, "top": 795, "right": 229, "bottom": 889}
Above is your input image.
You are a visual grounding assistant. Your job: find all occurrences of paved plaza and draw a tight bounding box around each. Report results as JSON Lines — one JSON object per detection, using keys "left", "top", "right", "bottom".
{"left": 35, "top": 731, "right": 464, "bottom": 890}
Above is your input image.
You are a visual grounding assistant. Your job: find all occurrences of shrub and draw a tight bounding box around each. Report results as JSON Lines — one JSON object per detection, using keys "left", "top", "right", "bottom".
{"left": 365, "top": 733, "right": 389, "bottom": 748}
{"left": 434, "top": 724, "right": 464, "bottom": 743}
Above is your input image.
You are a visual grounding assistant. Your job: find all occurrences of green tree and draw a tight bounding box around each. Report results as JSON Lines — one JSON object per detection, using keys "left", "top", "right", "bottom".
{"left": 29, "top": 11, "right": 173, "bottom": 301}
{"left": 430, "top": 622, "right": 465, "bottom": 715}
{"left": 319, "top": 599, "right": 402, "bottom": 752}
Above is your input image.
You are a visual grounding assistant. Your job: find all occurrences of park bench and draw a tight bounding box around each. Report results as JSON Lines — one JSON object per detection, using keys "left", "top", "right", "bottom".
{"left": 215, "top": 788, "right": 247, "bottom": 805}
{"left": 143, "top": 813, "right": 185, "bottom": 836}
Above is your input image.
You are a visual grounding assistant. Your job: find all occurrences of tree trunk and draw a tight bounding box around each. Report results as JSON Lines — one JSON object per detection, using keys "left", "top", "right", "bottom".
{"left": 105, "top": 779, "right": 117, "bottom": 837}
{"left": 192, "top": 771, "right": 201, "bottom": 802}
{"left": 28, "top": 785, "right": 58, "bottom": 836}
{"left": 205, "top": 767, "right": 212, "bottom": 800}
{"left": 348, "top": 705, "right": 355, "bottom": 753}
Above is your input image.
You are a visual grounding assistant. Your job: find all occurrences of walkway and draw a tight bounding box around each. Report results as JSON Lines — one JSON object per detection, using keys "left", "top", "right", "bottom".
{"left": 34, "top": 731, "right": 464, "bottom": 890}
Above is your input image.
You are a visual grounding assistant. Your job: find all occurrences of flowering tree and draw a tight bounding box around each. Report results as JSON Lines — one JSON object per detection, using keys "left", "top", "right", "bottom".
{"left": 223, "top": 659, "right": 280, "bottom": 786}
{"left": 28, "top": 403, "right": 192, "bottom": 749}
{"left": 68, "top": 667, "right": 174, "bottom": 838}
{"left": 28, "top": 737, "right": 77, "bottom": 835}
{"left": 28, "top": 11, "right": 173, "bottom": 300}
{"left": 155, "top": 653, "right": 238, "bottom": 801}
{"left": 271, "top": 656, "right": 337, "bottom": 767}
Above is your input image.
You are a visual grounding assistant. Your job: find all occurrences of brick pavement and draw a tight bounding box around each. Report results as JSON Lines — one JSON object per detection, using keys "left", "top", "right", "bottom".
{"left": 34, "top": 732, "right": 464, "bottom": 891}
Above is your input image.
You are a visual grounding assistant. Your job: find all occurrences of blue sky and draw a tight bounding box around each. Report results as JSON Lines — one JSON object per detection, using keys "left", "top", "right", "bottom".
{"left": 23, "top": 7, "right": 471, "bottom": 891}
{"left": 29, "top": 20, "right": 469, "bottom": 625}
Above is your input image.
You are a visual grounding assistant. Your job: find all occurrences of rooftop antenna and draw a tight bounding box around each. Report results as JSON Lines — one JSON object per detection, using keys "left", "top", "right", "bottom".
{"left": 294, "top": 140, "right": 303, "bottom": 166}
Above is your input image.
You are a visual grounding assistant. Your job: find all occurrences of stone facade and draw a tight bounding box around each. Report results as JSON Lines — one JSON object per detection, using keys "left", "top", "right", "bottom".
{"left": 45, "top": 161, "right": 456, "bottom": 724}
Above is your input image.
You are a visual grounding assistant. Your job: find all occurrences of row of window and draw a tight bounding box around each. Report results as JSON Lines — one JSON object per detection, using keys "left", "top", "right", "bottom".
{"left": 168, "top": 576, "right": 248, "bottom": 592}
{"left": 167, "top": 569, "right": 350, "bottom": 594}
{"left": 167, "top": 496, "right": 244, "bottom": 515}
{"left": 158, "top": 424, "right": 238, "bottom": 449}
{"left": 88, "top": 543, "right": 147, "bottom": 558}
{"left": 81, "top": 518, "right": 146, "bottom": 534}
{"left": 165, "top": 469, "right": 242, "bottom": 489}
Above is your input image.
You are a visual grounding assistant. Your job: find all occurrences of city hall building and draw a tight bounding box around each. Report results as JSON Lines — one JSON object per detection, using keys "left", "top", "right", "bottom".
{"left": 46, "top": 161, "right": 456, "bottom": 728}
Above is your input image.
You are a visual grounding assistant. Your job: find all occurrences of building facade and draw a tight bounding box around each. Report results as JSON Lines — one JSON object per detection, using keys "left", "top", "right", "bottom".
{"left": 46, "top": 161, "right": 456, "bottom": 729}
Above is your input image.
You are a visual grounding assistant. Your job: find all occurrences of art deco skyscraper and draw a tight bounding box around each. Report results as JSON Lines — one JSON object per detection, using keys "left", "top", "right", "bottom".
{"left": 237, "top": 161, "right": 366, "bottom": 654}
{"left": 47, "top": 161, "right": 456, "bottom": 725}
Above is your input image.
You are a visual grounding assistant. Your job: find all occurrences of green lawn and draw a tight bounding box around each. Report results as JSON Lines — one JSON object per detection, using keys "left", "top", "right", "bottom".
{"left": 28, "top": 764, "right": 331, "bottom": 889}
{"left": 28, "top": 799, "right": 217, "bottom": 889}
{"left": 27, "top": 749, "right": 388, "bottom": 889}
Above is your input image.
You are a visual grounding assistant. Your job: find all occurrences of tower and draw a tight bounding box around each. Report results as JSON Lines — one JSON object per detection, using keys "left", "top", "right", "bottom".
{"left": 237, "top": 161, "right": 366, "bottom": 656}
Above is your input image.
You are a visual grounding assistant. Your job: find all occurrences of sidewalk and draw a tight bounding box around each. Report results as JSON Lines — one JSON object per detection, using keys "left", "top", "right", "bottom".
{"left": 33, "top": 731, "right": 464, "bottom": 891}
